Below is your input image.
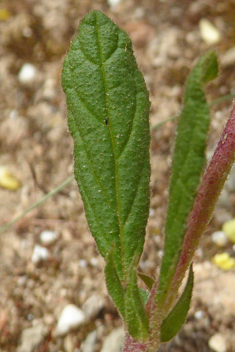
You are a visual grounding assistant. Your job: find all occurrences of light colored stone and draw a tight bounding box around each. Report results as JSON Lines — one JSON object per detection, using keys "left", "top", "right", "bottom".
{"left": 82, "top": 294, "right": 104, "bottom": 320}
{"left": 55, "top": 304, "right": 85, "bottom": 336}
{"left": 17, "top": 324, "right": 49, "bottom": 352}
{"left": 18, "top": 63, "right": 37, "bottom": 84}
{"left": 40, "top": 230, "right": 58, "bottom": 245}
{"left": 208, "top": 333, "right": 227, "bottom": 352}
{"left": 211, "top": 231, "right": 228, "bottom": 247}
{"left": 31, "top": 245, "right": 49, "bottom": 263}
{"left": 194, "top": 310, "right": 204, "bottom": 320}
{"left": 64, "top": 334, "right": 75, "bottom": 352}
{"left": 100, "top": 327, "right": 125, "bottom": 352}
{"left": 90, "top": 257, "right": 99, "bottom": 267}
{"left": 81, "top": 330, "right": 98, "bottom": 352}
{"left": 199, "top": 19, "right": 221, "bottom": 45}
{"left": 221, "top": 47, "right": 235, "bottom": 67}
{"left": 107, "top": 0, "right": 122, "bottom": 7}
{"left": 41, "top": 78, "right": 56, "bottom": 100}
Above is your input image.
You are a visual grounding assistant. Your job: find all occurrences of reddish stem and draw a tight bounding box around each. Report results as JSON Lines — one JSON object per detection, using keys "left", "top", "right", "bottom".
{"left": 123, "top": 335, "right": 148, "bottom": 352}
{"left": 166, "top": 102, "right": 235, "bottom": 305}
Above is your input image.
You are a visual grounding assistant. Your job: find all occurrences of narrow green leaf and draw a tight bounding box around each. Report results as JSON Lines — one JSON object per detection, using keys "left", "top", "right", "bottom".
{"left": 156, "top": 52, "right": 218, "bottom": 307}
{"left": 160, "top": 265, "right": 194, "bottom": 342}
{"left": 106, "top": 249, "right": 149, "bottom": 338}
{"left": 200, "top": 52, "right": 219, "bottom": 83}
{"left": 139, "top": 288, "right": 150, "bottom": 305}
{"left": 62, "top": 10, "right": 150, "bottom": 283}
{"left": 125, "top": 258, "right": 149, "bottom": 340}
{"left": 138, "top": 272, "right": 155, "bottom": 291}
{"left": 105, "top": 245, "right": 126, "bottom": 319}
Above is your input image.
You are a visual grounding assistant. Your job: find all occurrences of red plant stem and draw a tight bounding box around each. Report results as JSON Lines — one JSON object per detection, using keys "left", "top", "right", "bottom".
{"left": 123, "top": 335, "right": 149, "bottom": 352}
{"left": 165, "top": 102, "right": 235, "bottom": 309}
{"left": 123, "top": 282, "right": 161, "bottom": 352}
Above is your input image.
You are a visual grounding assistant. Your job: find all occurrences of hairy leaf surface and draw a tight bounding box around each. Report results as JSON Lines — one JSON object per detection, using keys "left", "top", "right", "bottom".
{"left": 62, "top": 10, "right": 150, "bottom": 287}
{"left": 125, "top": 257, "right": 149, "bottom": 340}
{"left": 156, "top": 52, "right": 218, "bottom": 307}
{"left": 160, "top": 265, "right": 194, "bottom": 342}
{"left": 105, "top": 246, "right": 126, "bottom": 319}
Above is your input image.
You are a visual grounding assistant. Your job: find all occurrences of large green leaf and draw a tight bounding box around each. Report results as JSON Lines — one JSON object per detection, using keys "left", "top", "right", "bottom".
{"left": 156, "top": 52, "right": 218, "bottom": 307}
{"left": 62, "top": 11, "right": 150, "bottom": 283}
{"left": 160, "top": 264, "right": 194, "bottom": 342}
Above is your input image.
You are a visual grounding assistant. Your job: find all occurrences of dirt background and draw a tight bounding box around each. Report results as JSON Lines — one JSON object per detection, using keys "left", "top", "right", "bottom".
{"left": 0, "top": 0, "right": 235, "bottom": 351}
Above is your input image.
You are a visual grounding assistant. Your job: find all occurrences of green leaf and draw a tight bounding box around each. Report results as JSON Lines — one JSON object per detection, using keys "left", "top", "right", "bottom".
{"left": 62, "top": 10, "right": 150, "bottom": 283}
{"left": 200, "top": 52, "right": 218, "bottom": 83}
{"left": 138, "top": 272, "right": 155, "bottom": 291}
{"left": 125, "top": 257, "right": 149, "bottom": 340}
{"left": 105, "top": 249, "right": 149, "bottom": 339}
{"left": 139, "top": 288, "right": 150, "bottom": 305}
{"left": 156, "top": 52, "right": 218, "bottom": 306}
{"left": 105, "top": 245, "right": 126, "bottom": 319}
{"left": 160, "top": 264, "right": 194, "bottom": 342}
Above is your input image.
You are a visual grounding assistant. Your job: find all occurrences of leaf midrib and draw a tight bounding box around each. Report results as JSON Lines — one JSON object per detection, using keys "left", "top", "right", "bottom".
{"left": 94, "top": 14, "right": 126, "bottom": 282}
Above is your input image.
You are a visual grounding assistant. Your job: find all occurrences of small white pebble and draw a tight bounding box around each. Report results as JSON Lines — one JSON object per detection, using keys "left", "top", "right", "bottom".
{"left": 211, "top": 231, "right": 228, "bottom": 247}
{"left": 18, "top": 63, "right": 37, "bottom": 84}
{"left": 82, "top": 294, "right": 104, "bottom": 319}
{"left": 27, "top": 313, "right": 34, "bottom": 321}
{"left": 90, "top": 257, "right": 99, "bottom": 267}
{"left": 208, "top": 333, "right": 227, "bottom": 352}
{"left": 31, "top": 245, "right": 49, "bottom": 263}
{"left": 55, "top": 304, "right": 85, "bottom": 336}
{"left": 100, "top": 327, "right": 125, "bottom": 352}
{"left": 139, "top": 260, "right": 146, "bottom": 270}
{"left": 154, "top": 235, "right": 161, "bottom": 246}
{"left": 42, "top": 78, "right": 56, "bottom": 100}
{"left": 23, "top": 27, "right": 33, "bottom": 37}
{"left": 199, "top": 19, "right": 221, "bottom": 45}
{"left": 107, "top": 0, "right": 122, "bottom": 7}
{"left": 60, "top": 288, "right": 67, "bottom": 297}
{"left": 9, "top": 109, "right": 18, "bottom": 119}
{"left": 195, "top": 248, "right": 204, "bottom": 259}
{"left": 221, "top": 47, "right": 235, "bottom": 67}
{"left": 194, "top": 310, "right": 204, "bottom": 320}
{"left": 79, "top": 259, "right": 87, "bottom": 268}
{"left": 40, "top": 230, "right": 58, "bottom": 245}
{"left": 17, "top": 276, "right": 27, "bottom": 286}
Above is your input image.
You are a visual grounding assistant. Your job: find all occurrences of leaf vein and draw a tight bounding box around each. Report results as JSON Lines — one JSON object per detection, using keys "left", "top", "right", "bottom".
{"left": 70, "top": 111, "right": 116, "bottom": 210}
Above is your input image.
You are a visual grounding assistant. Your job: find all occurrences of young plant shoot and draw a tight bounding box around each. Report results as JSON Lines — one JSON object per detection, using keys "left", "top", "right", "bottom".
{"left": 62, "top": 10, "right": 235, "bottom": 352}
